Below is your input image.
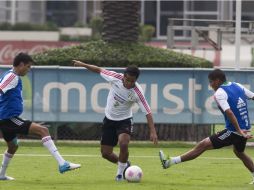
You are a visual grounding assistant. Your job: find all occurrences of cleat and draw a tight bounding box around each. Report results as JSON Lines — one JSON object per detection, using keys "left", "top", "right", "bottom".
{"left": 159, "top": 150, "right": 170, "bottom": 169}
{"left": 115, "top": 174, "right": 124, "bottom": 181}
{"left": 123, "top": 160, "right": 131, "bottom": 179}
{"left": 0, "top": 176, "right": 15, "bottom": 180}
{"left": 249, "top": 180, "right": 254, "bottom": 185}
{"left": 59, "top": 161, "right": 81, "bottom": 174}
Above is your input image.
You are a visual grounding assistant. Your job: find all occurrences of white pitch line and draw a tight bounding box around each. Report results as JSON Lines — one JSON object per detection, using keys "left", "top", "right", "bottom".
{"left": 0, "top": 153, "right": 239, "bottom": 160}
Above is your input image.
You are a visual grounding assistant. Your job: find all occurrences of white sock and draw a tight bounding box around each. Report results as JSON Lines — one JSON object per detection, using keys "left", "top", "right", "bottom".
{"left": 171, "top": 156, "right": 181, "bottom": 165}
{"left": 42, "top": 136, "right": 65, "bottom": 166}
{"left": 0, "top": 151, "right": 13, "bottom": 177}
{"left": 117, "top": 161, "right": 127, "bottom": 176}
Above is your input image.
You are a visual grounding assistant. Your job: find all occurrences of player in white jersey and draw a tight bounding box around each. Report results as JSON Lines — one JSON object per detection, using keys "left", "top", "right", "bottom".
{"left": 159, "top": 69, "right": 254, "bottom": 184}
{"left": 73, "top": 60, "right": 158, "bottom": 181}
{"left": 0, "top": 53, "right": 80, "bottom": 181}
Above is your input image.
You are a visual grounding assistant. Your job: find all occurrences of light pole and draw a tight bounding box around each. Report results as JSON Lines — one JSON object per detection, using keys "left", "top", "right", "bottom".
{"left": 10, "top": 0, "right": 16, "bottom": 25}
{"left": 235, "top": 0, "right": 242, "bottom": 70}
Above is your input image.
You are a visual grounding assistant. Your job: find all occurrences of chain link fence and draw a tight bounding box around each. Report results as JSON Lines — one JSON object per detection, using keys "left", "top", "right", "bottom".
{"left": 0, "top": 122, "right": 212, "bottom": 142}
{"left": 47, "top": 122, "right": 212, "bottom": 142}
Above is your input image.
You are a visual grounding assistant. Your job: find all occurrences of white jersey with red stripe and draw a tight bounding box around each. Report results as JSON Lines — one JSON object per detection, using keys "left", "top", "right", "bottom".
{"left": 100, "top": 69, "right": 151, "bottom": 121}
{"left": 0, "top": 69, "right": 23, "bottom": 119}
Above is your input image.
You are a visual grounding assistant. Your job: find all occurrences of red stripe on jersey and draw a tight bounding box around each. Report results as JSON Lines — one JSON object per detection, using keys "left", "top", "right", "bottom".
{"left": 102, "top": 69, "right": 123, "bottom": 80}
{"left": 0, "top": 74, "right": 16, "bottom": 90}
{"left": 134, "top": 86, "right": 151, "bottom": 114}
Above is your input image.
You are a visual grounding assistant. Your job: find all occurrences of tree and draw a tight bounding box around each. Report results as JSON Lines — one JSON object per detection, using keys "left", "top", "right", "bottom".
{"left": 102, "top": 1, "right": 140, "bottom": 43}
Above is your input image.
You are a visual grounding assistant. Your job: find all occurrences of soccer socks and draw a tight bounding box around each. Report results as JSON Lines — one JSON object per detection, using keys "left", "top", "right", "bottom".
{"left": 0, "top": 151, "right": 13, "bottom": 177}
{"left": 171, "top": 156, "right": 182, "bottom": 165}
{"left": 117, "top": 161, "right": 128, "bottom": 176}
{"left": 42, "top": 136, "right": 65, "bottom": 166}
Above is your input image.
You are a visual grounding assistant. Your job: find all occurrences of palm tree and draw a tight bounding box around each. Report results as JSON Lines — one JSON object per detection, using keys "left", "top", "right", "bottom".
{"left": 102, "top": 1, "right": 140, "bottom": 43}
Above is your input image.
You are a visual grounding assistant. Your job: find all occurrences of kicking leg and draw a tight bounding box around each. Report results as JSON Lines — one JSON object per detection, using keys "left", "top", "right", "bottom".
{"left": 29, "top": 122, "right": 81, "bottom": 173}
{"left": 160, "top": 137, "right": 214, "bottom": 169}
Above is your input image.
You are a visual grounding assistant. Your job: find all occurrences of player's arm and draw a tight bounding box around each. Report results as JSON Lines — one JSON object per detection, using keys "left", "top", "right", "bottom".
{"left": 224, "top": 109, "right": 245, "bottom": 135}
{"left": 146, "top": 113, "right": 158, "bottom": 144}
{"left": 216, "top": 88, "right": 252, "bottom": 138}
{"left": 215, "top": 89, "right": 242, "bottom": 135}
{"left": 224, "top": 109, "right": 252, "bottom": 138}
{"left": 236, "top": 83, "right": 254, "bottom": 100}
{"left": 0, "top": 73, "right": 18, "bottom": 94}
{"left": 72, "top": 60, "right": 102, "bottom": 73}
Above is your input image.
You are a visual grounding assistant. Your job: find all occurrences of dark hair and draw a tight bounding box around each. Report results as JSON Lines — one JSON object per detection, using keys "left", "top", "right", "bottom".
{"left": 13, "top": 52, "right": 34, "bottom": 67}
{"left": 208, "top": 69, "right": 226, "bottom": 82}
{"left": 124, "top": 65, "right": 140, "bottom": 79}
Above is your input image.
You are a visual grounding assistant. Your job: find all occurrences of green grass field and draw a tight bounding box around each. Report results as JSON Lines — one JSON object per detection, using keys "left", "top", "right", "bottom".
{"left": 0, "top": 141, "right": 254, "bottom": 190}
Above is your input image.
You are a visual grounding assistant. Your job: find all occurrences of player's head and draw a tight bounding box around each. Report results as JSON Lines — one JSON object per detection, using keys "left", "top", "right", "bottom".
{"left": 13, "top": 52, "right": 34, "bottom": 76}
{"left": 123, "top": 65, "right": 140, "bottom": 89}
{"left": 208, "top": 69, "right": 226, "bottom": 91}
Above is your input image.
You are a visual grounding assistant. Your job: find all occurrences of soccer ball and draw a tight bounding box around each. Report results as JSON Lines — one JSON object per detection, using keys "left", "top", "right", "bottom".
{"left": 124, "top": 165, "right": 143, "bottom": 182}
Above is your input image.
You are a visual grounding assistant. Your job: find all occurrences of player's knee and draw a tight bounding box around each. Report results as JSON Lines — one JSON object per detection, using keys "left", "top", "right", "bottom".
{"left": 197, "top": 138, "right": 211, "bottom": 149}
{"left": 101, "top": 150, "right": 110, "bottom": 159}
{"left": 40, "top": 125, "right": 49, "bottom": 136}
{"left": 8, "top": 140, "right": 19, "bottom": 153}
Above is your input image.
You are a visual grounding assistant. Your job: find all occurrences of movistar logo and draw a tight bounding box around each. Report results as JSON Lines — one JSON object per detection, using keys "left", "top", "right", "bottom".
{"left": 237, "top": 97, "right": 246, "bottom": 108}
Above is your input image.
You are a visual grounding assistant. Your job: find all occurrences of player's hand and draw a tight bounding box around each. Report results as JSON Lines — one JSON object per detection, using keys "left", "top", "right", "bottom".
{"left": 72, "top": 60, "right": 84, "bottom": 67}
{"left": 241, "top": 129, "right": 253, "bottom": 139}
{"left": 150, "top": 130, "right": 158, "bottom": 145}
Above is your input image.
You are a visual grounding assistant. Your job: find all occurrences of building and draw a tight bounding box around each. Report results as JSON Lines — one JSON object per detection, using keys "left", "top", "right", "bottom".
{"left": 0, "top": 1, "right": 253, "bottom": 68}
{"left": 0, "top": 0, "right": 254, "bottom": 40}
{"left": 0, "top": 1, "right": 101, "bottom": 27}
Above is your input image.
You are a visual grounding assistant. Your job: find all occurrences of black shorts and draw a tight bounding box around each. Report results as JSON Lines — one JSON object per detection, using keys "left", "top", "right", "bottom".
{"left": 0, "top": 117, "right": 32, "bottom": 142}
{"left": 209, "top": 129, "right": 247, "bottom": 152}
{"left": 100, "top": 117, "right": 133, "bottom": 147}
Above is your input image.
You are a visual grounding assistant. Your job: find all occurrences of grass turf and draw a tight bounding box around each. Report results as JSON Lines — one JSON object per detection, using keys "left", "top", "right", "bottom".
{"left": 0, "top": 141, "right": 253, "bottom": 190}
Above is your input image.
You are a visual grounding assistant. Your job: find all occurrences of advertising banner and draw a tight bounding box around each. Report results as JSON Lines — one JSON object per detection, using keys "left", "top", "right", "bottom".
{"left": 1, "top": 67, "right": 254, "bottom": 124}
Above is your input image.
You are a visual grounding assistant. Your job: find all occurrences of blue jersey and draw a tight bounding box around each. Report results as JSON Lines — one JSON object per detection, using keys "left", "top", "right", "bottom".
{"left": 219, "top": 82, "right": 250, "bottom": 131}
{"left": 0, "top": 69, "right": 23, "bottom": 119}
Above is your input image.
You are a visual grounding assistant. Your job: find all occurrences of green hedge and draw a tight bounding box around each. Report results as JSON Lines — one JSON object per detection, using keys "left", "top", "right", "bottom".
{"left": 0, "top": 22, "right": 58, "bottom": 31}
{"left": 32, "top": 40, "right": 213, "bottom": 67}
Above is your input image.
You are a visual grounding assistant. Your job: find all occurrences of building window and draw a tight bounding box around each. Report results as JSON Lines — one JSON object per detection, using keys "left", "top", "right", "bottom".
{"left": 46, "top": 1, "right": 78, "bottom": 27}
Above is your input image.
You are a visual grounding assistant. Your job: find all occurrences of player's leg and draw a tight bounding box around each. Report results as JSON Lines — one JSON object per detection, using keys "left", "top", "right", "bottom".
{"left": 232, "top": 136, "right": 254, "bottom": 184}
{"left": 100, "top": 117, "right": 118, "bottom": 163}
{"left": 101, "top": 145, "right": 118, "bottom": 163}
{"left": 180, "top": 137, "right": 213, "bottom": 161}
{"left": 28, "top": 122, "right": 81, "bottom": 173}
{"left": 118, "top": 133, "right": 130, "bottom": 163}
{"left": 116, "top": 133, "right": 131, "bottom": 181}
{"left": 234, "top": 148, "right": 254, "bottom": 172}
{"left": 159, "top": 129, "right": 233, "bottom": 169}
{"left": 115, "top": 118, "right": 132, "bottom": 181}
{"left": 160, "top": 137, "right": 214, "bottom": 169}
{"left": 0, "top": 137, "right": 17, "bottom": 180}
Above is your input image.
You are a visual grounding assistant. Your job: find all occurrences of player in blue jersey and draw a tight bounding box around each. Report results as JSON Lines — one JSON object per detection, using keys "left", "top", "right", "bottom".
{"left": 159, "top": 69, "right": 254, "bottom": 183}
{"left": 0, "top": 53, "right": 81, "bottom": 180}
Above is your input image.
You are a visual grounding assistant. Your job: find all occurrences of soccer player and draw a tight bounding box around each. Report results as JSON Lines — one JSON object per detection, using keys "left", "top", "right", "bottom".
{"left": 159, "top": 69, "right": 254, "bottom": 183}
{"left": 0, "top": 53, "right": 81, "bottom": 180}
{"left": 73, "top": 60, "right": 158, "bottom": 181}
